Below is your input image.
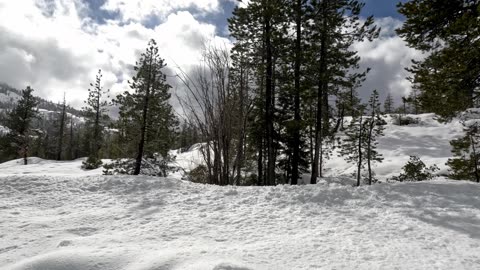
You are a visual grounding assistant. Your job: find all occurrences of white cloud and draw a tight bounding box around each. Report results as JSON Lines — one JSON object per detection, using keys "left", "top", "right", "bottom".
{"left": 0, "top": 0, "right": 229, "bottom": 110}
{"left": 101, "top": 0, "right": 221, "bottom": 22}
{"left": 0, "top": 1, "right": 423, "bottom": 113}
{"left": 355, "top": 17, "right": 424, "bottom": 105}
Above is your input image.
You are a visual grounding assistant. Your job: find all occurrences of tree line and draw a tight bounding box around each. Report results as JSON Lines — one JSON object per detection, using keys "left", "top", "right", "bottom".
{"left": 1, "top": 0, "right": 479, "bottom": 184}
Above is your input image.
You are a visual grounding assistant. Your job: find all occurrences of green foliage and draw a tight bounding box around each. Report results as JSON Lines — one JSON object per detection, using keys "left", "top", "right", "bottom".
{"left": 4, "top": 86, "right": 39, "bottom": 164}
{"left": 391, "top": 156, "right": 439, "bottom": 182}
{"left": 339, "top": 90, "right": 385, "bottom": 185}
{"left": 392, "top": 115, "right": 419, "bottom": 126}
{"left": 114, "top": 39, "right": 177, "bottom": 160}
{"left": 397, "top": 0, "right": 480, "bottom": 118}
{"left": 83, "top": 69, "right": 110, "bottom": 159}
{"left": 82, "top": 156, "right": 103, "bottom": 170}
{"left": 103, "top": 154, "right": 177, "bottom": 177}
{"left": 188, "top": 165, "right": 209, "bottom": 184}
{"left": 446, "top": 122, "right": 480, "bottom": 182}
{"left": 383, "top": 93, "right": 394, "bottom": 114}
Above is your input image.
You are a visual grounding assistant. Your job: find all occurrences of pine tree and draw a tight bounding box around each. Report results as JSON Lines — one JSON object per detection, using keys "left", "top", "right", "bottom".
{"left": 384, "top": 93, "right": 394, "bottom": 114}
{"left": 83, "top": 69, "right": 110, "bottom": 169}
{"left": 447, "top": 121, "right": 480, "bottom": 182}
{"left": 228, "top": 0, "right": 289, "bottom": 185}
{"left": 397, "top": 0, "right": 480, "bottom": 119}
{"left": 339, "top": 90, "right": 384, "bottom": 186}
{"left": 365, "top": 90, "right": 385, "bottom": 185}
{"left": 55, "top": 94, "right": 67, "bottom": 160}
{"left": 114, "top": 39, "right": 177, "bottom": 175}
{"left": 307, "top": 0, "right": 379, "bottom": 184}
{"left": 5, "top": 86, "right": 39, "bottom": 165}
{"left": 339, "top": 104, "right": 367, "bottom": 187}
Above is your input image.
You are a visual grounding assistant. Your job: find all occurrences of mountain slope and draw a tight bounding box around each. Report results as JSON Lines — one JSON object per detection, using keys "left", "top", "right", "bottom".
{"left": 0, "top": 82, "right": 83, "bottom": 117}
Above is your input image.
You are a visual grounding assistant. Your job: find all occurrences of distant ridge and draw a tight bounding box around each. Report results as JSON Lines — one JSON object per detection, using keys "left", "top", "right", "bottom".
{"left": 0, "top": 82, "right": 84, "bottom": 117}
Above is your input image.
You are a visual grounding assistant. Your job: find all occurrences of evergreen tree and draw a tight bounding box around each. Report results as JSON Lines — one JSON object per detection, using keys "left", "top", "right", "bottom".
{"left": 55, "top": 94, "right": 67, "bottom": 160}
{"left": 447, "top": 121, "right": 480, "bottom": 182}
{"left": 397, "top": 0, "right": 480, "bottom": 119}
{"left": 365, "top": 90, "right": 385, "bottom": 185}
{"left": 307, "top": 0, "right": 379, "bottom": 184}
{"left": 5, "top": 86, "right": 39, "bottom": 165}
{"left": 407, "top": 88, "right": 421, "bottom": 115}
{"left": 384, "top": 93, "right": 394, "bottom": 114}
{"left": 83, "top": 69, "right": 110, "bottom": 169}
{"left": 391, "top": 156, "right": 439, "bottom": 182}
{"left": 339, "top": 91, "right": 384, "bottom": 186}
{"left": 114, "top": 39, "right": 177, "bottom": 175}
{"left": 339, "top": 104, "right": 368, "bottom": 187}
{"left": 228, "top": 0, "right": 288, "bottom": 185}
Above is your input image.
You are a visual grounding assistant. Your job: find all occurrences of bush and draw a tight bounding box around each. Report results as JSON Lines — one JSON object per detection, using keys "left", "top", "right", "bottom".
{"left": 188, "top": 165, "right": 209, "bottom": 184}
{"left": 392, "top": 115, "right": 419, "bottom": 126}
{"left": 103, "top": 154, "right": 178, "bottom": 176}
{"left": 82, "top": 156, "right": 103, "bottom": 170}
{"left": 390, "top": 156, "right": 439, "bottom": 182}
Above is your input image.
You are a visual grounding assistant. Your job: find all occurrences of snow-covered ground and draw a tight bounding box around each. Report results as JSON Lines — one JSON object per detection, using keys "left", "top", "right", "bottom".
{"left": 1, "top": 113, "right": 480, "bottom": 269}
{"left": 322, "top": 113, "right": 464, "bottom": 182}
{"left": 1, "top": 172, "right": 479, "bottom": 269}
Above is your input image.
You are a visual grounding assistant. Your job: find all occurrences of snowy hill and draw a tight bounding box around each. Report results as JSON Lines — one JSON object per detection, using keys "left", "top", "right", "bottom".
{"left": 170, "top": 113, "right": 464, "bottom": 183}
{"left": 1, "top": 113, "right": 480, "bottom": 269}
{"left": 327, "top": 113, "right": 463, "bottom": 182}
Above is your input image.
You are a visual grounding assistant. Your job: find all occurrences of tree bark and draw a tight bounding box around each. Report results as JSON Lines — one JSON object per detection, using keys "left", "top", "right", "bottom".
{"left": 470, "top": 134, "right": 480, "bottom": 182}
{"left": 357, "top": 115, "right": 363, "bottom": 187}
{"left": 56, "top": 97, "right": 66, "bottom": 161}
{"left": 134, "top": 57, "right": 153, "bottom": 175}
{"left": 367, "top": 118, "right": 374, "bottom": 185}
{"left": 311, "top": 1, "right": 328, "bottom": 184}
{"left": 264, "top": 4, "right": 275, "bottom": 186}
{"left": 291, "top": 0, "right": 302, "bottom": 185}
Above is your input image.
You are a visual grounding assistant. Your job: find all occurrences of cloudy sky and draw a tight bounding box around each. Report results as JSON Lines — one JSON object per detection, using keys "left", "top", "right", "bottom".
{"left": 0, "top": 0, "right": 422, "bottom": 110}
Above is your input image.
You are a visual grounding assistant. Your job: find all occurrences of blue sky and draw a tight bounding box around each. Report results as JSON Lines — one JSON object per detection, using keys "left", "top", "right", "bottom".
{"left": 82, "top": 0, "right": 407, "bottom": 36}
{"left": 0, "top": 0, "right": 420, "bottom": 108}
{"left": 362, "top": 0, "right": 407, "bottom": 19}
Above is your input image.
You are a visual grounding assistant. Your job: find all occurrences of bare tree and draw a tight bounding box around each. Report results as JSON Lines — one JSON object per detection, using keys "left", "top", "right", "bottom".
{"left": 177, "top": 42, "right": 252, "bottom": 185}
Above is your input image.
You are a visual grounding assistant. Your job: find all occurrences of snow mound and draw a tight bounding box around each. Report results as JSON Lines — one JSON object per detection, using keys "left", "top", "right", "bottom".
{"left": 0, "top": 157, "right": 107, "bottom": 176}
{"left": 7, "top": 249, "right": 254, "bottom": 270}
{"left": 1, "top": 175, "right": 480, "bottom": 269}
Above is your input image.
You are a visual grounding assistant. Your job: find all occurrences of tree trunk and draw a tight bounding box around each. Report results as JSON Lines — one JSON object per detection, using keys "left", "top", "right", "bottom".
{"left": 257, "top": 137, "right": 264, "bottom": 186}
{"left": 56, "top": 97, "right": 66, "bottom": 161}
{"left": 470, "top": 134, "right": 480, "bottom": 182}
{"left": 235, "top": 65, "right": 247, "bottom": 185}
{"left": 367, "top": 118, "right": 374, "bottom": 185}
{"left": 311, "top": 3, "right": 328, "bottom": 184}
{"left": 291, "top": 0, "right": 302, "bottom": 185}
{"left": 134, "top": 58, "right": 153, "bottom": 175}
{"left": 23, "top": 142, "right": 28, "bottom": 165}
{"left": 357, "top": 115, "right": 363, "bottom": 187}
{"left": 265, "top": 6, "right": 275, "bottom": 186}
{"left": 69, "top": 116, "right": 74, "bottom": 160}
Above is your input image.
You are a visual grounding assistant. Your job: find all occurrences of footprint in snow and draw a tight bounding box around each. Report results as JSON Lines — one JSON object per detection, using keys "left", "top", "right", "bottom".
{"left": 66, "top": 227, "right": 98, "bottom": 236}
{"left": 0, "top": 245, "right": 18, "bottom": 254}
{"left": 57, "top": 240, "right": 73, "bottom": 247}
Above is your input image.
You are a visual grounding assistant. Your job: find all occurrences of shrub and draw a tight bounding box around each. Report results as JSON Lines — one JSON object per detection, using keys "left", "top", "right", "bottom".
{"left": 390, "top": 156, "right": 439, "bottom": 182}
{"left": 82, "top": 156, "right": 103, "bottom": 170}
{"left": 103, "top": 154, "right": 177, "bottom": 176}
{"left": 188, "top": 165, "right": 209, "bottom": 184}
{"left": 392, "top": 115, "right": 419, "bottom": 126}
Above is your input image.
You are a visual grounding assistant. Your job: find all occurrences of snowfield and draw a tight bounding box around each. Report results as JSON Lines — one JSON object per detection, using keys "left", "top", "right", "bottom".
{"left": 1, "top": 173, "right": 479, "bottom": 270}
{"left": 1, "top": 113, "right": 480, "bottom": 269}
